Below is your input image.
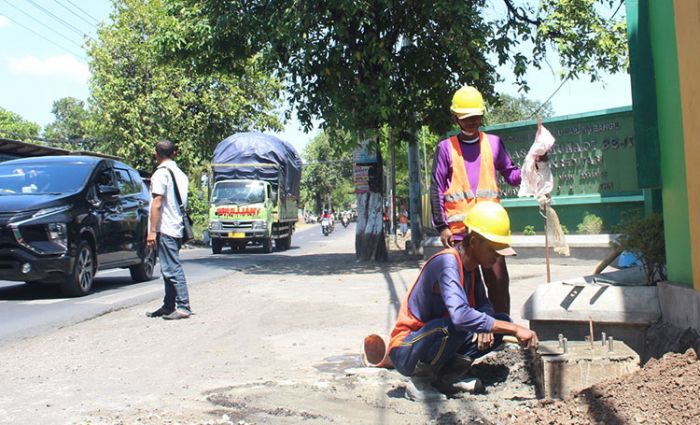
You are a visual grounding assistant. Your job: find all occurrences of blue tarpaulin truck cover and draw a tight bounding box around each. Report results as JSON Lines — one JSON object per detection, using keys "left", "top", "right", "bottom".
{"left": 211, "top": 132, "right": 302, "bottom": 201}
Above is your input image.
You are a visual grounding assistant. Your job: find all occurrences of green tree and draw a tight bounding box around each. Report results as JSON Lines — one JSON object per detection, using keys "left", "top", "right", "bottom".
{"left": 300, "top": 131, "right": 354, "bottom": 213}
{"left": 0, "top": 107, "right": 41, "bottom": 141}
{"left": 162, "top": 0, "right": 628, "bottom": 260}
{"left": 485, "top": 94, "right": 554, "bottom": 125}
{"left": 86, "top": 0, "right": 284, "bottom": 173}
{"left": 43, "top": 97, "right": 92, "bottom": 148}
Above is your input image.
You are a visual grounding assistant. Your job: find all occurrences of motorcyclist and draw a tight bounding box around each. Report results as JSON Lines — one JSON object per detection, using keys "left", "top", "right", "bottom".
{"left": 320, "top": 209, "right": 334, "bottom": 233}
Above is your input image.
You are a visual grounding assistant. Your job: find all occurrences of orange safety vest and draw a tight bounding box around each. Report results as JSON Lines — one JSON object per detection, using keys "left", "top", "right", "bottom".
{"left": 443, "top": 133, "right": 500, "bottom": 235}
{"left": 388, "top": 248, "right": 476, "bottom": 352}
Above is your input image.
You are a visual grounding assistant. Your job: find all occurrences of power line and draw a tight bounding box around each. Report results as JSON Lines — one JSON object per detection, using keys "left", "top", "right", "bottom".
{"left": 52, "top": 0, "right": 97, "bottom": 29}
{"left": 1, "top": 0, "right": 84, "bottom": 50}
{"left": 64, "top": 0, "right": 99, "bottom": 25}
{"left": 0, "top": 9, "right": 84, "bottom": 57}
{"left": 25, "top": 0, "right": 87, "bottom": 38}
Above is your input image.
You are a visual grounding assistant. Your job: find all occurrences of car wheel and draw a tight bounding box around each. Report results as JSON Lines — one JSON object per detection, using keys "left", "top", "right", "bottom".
{"left": 262, "top": 237, "right": 273, "bottom": 253}
{"left": 212, "top": 238, "right": 223, "bottom": 254}
{"left": 130, "top": 245, "right": 156, "bottom": 282}
{"left": 60, "top": 240, "right": 95, "bottom": 297}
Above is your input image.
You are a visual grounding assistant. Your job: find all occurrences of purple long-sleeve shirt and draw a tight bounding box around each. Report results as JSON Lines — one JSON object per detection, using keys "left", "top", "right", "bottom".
{"left": 407, "top": 251, "right": 495, "bottom": 333}
{"left": 430, "top": 133, "right": 521, "bottom": 236}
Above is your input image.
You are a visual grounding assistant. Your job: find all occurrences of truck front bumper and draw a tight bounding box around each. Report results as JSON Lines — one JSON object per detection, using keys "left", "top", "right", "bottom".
{"left": 209, "top": 229, "right": 269, "bottom": 240}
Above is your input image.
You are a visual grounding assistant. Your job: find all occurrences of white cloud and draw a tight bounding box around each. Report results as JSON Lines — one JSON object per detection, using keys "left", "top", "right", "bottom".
{"left": 0, "top": 15, "right": 8, "bottom": 28}
{"left": 8, "top": 54, "right": 90, "bottom": 84}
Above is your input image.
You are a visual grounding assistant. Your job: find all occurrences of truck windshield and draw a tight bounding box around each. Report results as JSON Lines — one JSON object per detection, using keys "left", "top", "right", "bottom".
{"left": 212, "top": 181, "right": 265, "bottom": 204}
{"left": 0, "top": 163, "right": 92, "bottom": 195}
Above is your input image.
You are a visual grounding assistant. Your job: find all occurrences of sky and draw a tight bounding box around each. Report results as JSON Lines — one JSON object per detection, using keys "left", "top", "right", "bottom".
{"left": 0, "top": 1, "right": 631, "bottom": 155}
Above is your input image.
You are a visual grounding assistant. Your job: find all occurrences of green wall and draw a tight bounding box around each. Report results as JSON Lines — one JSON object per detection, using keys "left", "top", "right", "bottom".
{"left": 649, "top": 2, "right": 692, "bottom": 284}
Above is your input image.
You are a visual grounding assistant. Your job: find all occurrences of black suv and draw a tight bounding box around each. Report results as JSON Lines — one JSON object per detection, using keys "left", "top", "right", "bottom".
{"left": 0, "top": 155, "right": 156, "bottom": 296}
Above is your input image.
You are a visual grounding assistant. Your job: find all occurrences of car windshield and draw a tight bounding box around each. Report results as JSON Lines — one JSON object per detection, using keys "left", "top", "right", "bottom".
{"left": 212, "top": 181, "right": 265, "bottom": 204}
{"left": 0, "top": 163, "right": 93, "bottom": 195}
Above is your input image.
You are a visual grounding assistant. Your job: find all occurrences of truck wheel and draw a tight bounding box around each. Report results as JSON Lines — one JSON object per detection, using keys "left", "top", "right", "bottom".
{"left": 262, "top": 237, "right": 273, "bottom": 253}
{"left": 283, "top": 235, "right": 292, "bottom": 250}
{"left": 275, "top": 237, "right": 288, "bottom": 251}
{"left": 212, "top": 239, "right": 223, "bottom": 254}
{"left": 130, "top": 245, "right": 156, "bottom": 282}
{"left": 60, "top": 240, "right": 95, "bottom": 297}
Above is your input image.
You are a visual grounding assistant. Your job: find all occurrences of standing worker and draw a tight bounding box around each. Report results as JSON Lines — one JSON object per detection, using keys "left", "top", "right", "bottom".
{"left": 430, "top": 85, "right": 545, "bottom": 315}
{"left": 146, "top": 139, "right": 193, "bottom": 320}
{"left": 399, "top": 204, "right": 409, "bottom": 237}
{"left": 388, "top": 202, "right": 539, "bottom": 401}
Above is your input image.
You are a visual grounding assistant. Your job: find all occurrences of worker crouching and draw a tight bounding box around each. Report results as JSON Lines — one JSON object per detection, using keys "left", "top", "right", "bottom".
{"left": 388, "top": 201, "right": 539, "bottom": 401}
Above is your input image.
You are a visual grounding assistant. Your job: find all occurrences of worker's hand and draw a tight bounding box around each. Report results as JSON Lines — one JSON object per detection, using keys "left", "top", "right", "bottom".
{"left": 476, "top": 333, "right": 494, "bottom": 351}
{"left": 514, "top": 327, "right": 539, "bottom": 350}
{"left": 147, "top": 231, "right": 157, "bottom": 249}
{"left": 439, "top": 228, "right": 454, "bottom": 248}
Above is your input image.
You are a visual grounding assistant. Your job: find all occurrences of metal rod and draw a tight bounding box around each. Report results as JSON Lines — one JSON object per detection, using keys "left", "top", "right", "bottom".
{"left": 607, "top": 336, "right": 614, "bottom": 352}
{"left": 601, "top": 332, "right": 607, "bottom": 346}
{"left": 558, "top": 333, "right": 564, "bottom": 347}
{"left": 562, "top": 337, "right": 568, "bottom": 354}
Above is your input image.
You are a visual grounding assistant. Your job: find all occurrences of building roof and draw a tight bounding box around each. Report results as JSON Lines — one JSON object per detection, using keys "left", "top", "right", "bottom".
{"left": 0, "top": 138, "right": 69, "bottom": 158}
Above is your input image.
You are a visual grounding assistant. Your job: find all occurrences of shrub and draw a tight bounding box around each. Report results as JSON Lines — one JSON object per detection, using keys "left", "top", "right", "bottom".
{"left": 577, "top": 212, "right": 603, "bottom": 234}
{"left": 561, "top": 224, "right": 569, "bottom": 235}
{"left": 523, "top": 225, "right": 536, "bottom": 236}
{"left": 612, "top": 212, "right": 666, "bottom": 285}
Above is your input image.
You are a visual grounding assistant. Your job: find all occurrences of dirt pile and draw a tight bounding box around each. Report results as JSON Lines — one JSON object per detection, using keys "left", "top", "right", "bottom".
{"left": 507, "top": 349, "right": 700, "bottom": 425}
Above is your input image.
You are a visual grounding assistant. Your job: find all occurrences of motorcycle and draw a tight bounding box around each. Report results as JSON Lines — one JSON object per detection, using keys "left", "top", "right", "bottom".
{"left": 341, "top": 215, "right": 350, "bottom": 228}
{"left": 321, "top": 217, "right": 333, "bottom": 236}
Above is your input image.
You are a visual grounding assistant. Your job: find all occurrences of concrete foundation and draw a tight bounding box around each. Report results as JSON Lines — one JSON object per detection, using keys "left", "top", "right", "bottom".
{"left": 534, "top": 339, "right": 640, "bottom": 399}
{"left": 522, "top": 267, "right": 660, "bottom": 361}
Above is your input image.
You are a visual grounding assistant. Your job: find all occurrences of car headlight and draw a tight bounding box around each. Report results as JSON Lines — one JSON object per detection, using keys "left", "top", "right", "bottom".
{"left": 46, "top": 223, "right": 68, "bottom": 252}
{"left": 209, "top": 220, "right": 222, "bottom": 231}
{"left": 252, "top": 220, "right": 266, "bottom": 229}
{"left": 11, "top": 222, "right": 68, "bottom": 255}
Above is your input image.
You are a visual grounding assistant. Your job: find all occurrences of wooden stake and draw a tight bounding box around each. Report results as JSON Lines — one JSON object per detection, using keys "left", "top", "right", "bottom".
{"left": 544, "top": 204, "right": 551, "bottom": 283}
{"left": 589, "top": 318, "right": 595, "bottom": 350}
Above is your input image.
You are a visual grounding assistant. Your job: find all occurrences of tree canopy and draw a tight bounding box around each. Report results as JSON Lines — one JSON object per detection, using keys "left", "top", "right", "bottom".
{"left": 160, "top": 0, "right": 627, "bottom": 138}
{"left": 0, "top": 107, "right": 41, "bottom": 141}
{"left": 43, "top": 97, "right": 91, "bottom": 143}
{"left": 485, "top": 94, "right": 554, "bottom": 125}
{"left": 86, "top": 0, "right": 285, "bottom": 172}
{"left": 300, "top": 131, "right": 354, "bottom": 213}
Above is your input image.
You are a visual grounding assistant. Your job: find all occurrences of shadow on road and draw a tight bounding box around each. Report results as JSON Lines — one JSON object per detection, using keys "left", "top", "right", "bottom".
{"left": 0, "top": 275, "right": 151, "bottom": 301}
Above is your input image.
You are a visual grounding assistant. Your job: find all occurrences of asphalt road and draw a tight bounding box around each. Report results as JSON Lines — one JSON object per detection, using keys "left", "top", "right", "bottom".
{"left": 0, "top": 222, "right": 351, "bottom": 345}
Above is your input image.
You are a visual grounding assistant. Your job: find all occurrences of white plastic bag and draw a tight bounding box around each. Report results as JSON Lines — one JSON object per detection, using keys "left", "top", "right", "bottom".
{"left": 518, "top": 117, "right": 555, "bottom": 199}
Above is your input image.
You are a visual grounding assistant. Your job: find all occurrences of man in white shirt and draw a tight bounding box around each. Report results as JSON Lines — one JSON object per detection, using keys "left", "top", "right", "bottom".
{"left": 146, "top": 139, "right": 193, "bottom": 320}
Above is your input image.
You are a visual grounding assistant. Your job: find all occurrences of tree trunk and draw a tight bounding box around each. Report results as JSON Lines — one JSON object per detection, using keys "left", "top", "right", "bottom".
{"left": 354, "top": 140, "right": 388, "bottom": 262}
{"left": 355, "top": 191, "right": 388, "bottom": 261}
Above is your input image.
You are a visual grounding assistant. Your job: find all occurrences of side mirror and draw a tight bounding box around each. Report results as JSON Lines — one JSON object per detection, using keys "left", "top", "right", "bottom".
{"left": 98, "top": 185, "right": 121, "bottom": 198}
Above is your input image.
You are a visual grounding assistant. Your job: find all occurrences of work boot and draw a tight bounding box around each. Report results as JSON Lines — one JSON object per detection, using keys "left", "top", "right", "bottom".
{"left": 404, "top": 362, "right": 447, "bottom": 402}
{"left": 437, "top": 353, "right": 473, "bottom": 383}
{"left": 434, "top": 354, "right": 481, "bottom": 394}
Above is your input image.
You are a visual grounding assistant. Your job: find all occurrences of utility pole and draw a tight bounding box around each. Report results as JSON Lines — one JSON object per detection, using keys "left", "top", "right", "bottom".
{"left": 407, "top": 130, "right": 423, "bottom": 254}
{"left": 390, "top": 129, "right": 397, "bottom": 236}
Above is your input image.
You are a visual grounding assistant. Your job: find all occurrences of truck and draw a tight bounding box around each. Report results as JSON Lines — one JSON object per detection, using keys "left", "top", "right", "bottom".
{"left": 207, "top": 132, "right": 302, "bottom": 254}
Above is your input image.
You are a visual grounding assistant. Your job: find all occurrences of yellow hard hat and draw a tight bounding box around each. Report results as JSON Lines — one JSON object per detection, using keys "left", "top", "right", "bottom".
{"left": 450, "top": 86, "right": 485, "bottom": 118}
{"left": 464, "top": 201, "right": 516, "bottom": 256}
